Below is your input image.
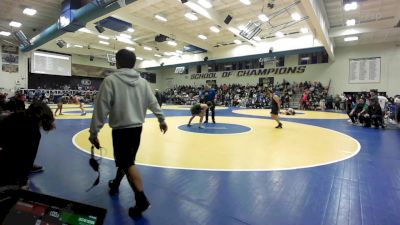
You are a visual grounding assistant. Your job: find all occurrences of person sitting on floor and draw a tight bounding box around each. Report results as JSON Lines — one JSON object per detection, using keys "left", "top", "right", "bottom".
{"left": 348, "top": 98, "right": 368, "bottom": 124}
{"left": 283, "top": 108, "right": 296, "bottom": 115}
{"left": 364, "top": 99, "right": 385, "bottom": 128}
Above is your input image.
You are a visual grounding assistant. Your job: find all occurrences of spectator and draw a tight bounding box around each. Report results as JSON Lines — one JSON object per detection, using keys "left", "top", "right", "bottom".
{"left": 348, "top": 98, "right": 368, "bottom": 124}
{"left": 0, "top": 102, "right": 55, "bottom": 188}
{"left": 364, "top": 99, "right": 384, "bottom": 128}
{"left": 6, "top": 93, "right": 26, "bottom": 113}
{"left": 154, "top": 89, "right": 163, "bottom": 107}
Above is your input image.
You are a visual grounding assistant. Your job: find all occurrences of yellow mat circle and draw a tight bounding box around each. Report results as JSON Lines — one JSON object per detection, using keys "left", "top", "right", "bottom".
{"left": 232, "top": 109, "right": 349, "bottom": 119}
{"left": 73, "top": 117, "right": 360, "bottom": 171}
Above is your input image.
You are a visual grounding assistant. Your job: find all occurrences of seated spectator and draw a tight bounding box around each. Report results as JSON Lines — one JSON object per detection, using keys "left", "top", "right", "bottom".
{"left": 0, "top": 102, "right": 55, "bottom": 188}
{"left": 0, "top": 93, "right": 7, "bottom": 112}
{"left": 348, "top": 98, "right": 368, "bottom": 124}
{"left": 364, "top": 100, "right": 384, "bottom": 128}
{"left": 5, "top": 93, "right": 26, "bottom": 113}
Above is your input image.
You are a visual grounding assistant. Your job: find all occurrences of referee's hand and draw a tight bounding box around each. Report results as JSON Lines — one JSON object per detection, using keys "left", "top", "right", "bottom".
{"left": 160, "top": 123, "right": 168, "bottom": 134}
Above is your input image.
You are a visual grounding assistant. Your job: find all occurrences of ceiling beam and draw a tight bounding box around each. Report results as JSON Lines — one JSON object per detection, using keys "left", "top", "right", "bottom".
{"left": 299, "top": 0, "right": 335, "bottom": 60}
{"left": 329, "top": 18, "right": 398, "bottom": 38}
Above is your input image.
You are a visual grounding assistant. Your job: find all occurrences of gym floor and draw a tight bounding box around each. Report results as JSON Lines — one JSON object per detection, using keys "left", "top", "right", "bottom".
{"left": 29, "top": 104, "right": 400, "bottom": 225}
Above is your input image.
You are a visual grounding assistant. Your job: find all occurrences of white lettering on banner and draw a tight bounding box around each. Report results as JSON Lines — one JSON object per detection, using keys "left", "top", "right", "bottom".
{"left": 190, "top": 66, "right": 306, "bottom": 79}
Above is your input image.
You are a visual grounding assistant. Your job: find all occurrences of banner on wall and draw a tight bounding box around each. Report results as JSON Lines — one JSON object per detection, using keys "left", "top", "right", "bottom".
{"left": 1, "top": 45, "right": 19, "bottom": 73}
{"left": 349, "top": 57, "right": 381, "bottom": 84}
{"left": 189, "top": 66, "right": 306, "bottom": 79}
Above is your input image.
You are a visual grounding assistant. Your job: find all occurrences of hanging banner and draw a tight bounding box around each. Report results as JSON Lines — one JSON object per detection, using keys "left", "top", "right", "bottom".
{"left": 190, "top": 66, "right": 306, "bottom": 79}
{"left": 1, "top": 45, "right": 19, "bottom": 73}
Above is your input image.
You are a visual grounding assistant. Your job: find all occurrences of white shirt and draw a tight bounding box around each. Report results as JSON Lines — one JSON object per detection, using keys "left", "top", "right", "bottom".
{"left": 378, "top": 96, "right": 388, "bottom": 111}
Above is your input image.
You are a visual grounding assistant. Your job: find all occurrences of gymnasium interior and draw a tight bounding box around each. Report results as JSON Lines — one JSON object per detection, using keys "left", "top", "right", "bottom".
{"left": 0, "top": 0, "right": 400, "bottom": 224}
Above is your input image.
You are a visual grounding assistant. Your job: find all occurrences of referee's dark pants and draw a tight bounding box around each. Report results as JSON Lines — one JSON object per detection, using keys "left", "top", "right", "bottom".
{"left": 205, "top": 101, "right": 215, "bottom": 123}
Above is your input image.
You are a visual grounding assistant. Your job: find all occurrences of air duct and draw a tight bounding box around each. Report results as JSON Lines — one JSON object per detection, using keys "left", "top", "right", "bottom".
{"left": 21, "top": 0, "right": 137, "bottom": 52}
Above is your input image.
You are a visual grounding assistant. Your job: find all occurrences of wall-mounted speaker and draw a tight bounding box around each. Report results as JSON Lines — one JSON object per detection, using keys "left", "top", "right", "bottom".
{"left": 224, "top": 15, "right": 233, "bottom": 25}
{"left": 56, "top": 40, "right": 67, "bottom": 48}
{"left": 89, "top": 55, "right": 94, "bottom": 61}
{"left": 204, "top": 57, "right": 208, "bottom": 61}
{"left": 95, "top": 25, "right": 105, "bottom": 33}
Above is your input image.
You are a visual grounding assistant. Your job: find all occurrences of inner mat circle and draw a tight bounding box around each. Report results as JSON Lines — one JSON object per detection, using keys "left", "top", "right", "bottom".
{"left": 161, "top": 105, "right": 228, "bottom": 110}
{"left": 178, "top": 123, "right": 251, "bottom": 134}
{"left": 73, "top": 117, "right": 360, "bottom": 171}
{"left": 232, "top": 109, "right": 349, "bottom": 119}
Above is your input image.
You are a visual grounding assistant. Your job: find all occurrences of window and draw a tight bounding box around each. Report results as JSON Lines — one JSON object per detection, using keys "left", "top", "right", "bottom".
{"left": 196, "top": 65, "right": 202, "bottom": 73}
{"left": 276, "top": 56, "right": 285, "bottom": 67}
{"left": 298, "top": 51, "right": 329, "bottom": 65}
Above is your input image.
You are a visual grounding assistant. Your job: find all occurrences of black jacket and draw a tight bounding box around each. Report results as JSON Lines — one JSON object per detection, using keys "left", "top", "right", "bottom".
{"left": 0, "top": 112, "right": 41, "bottom": 186}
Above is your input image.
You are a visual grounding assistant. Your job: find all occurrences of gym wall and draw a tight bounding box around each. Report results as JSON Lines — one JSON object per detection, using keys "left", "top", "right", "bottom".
{"left": 150, "top": 42, "right": 400, "bottom": 96}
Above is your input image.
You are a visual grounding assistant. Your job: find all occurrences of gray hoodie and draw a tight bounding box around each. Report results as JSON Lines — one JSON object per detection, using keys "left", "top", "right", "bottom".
{"left": 89, "top": 68, "right": 165, "bottom": 138}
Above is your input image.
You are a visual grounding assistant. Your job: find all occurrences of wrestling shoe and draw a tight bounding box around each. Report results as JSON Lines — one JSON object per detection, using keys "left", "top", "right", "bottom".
{"left": 108, "top": 180, "right": 119, "bottom": 196}
{"left": 275, "top": 123, "right": 283, "bottom": 129}
{"left": 199, "top": 125, "right": 205, "bottom": 129}
{"left": 81, "top": 112, "right": 87, "bottom": 116}
{"left": 129, "top": 192, "right": 150, "bottom": 218}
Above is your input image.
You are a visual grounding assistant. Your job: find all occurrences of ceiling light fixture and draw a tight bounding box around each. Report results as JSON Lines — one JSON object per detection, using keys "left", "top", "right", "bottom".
{"left": 198, "top": 34, "right": 207, "bottom": 40}
{"left": 198, "top": 0, "right": 212, "bottom": 8}
{"left": 154, "top": 54, "right": 162, "bottom": 57}
{"left": 98, "top": 35, "right": 109, "bottom": 40}
{"left": 137, "top": 57, "right": 144, "bottom": 60}
{"left": 258, "top": 14, "right": 269, "bottom": 22}
{"left": 291, "top": 13, "right": 301, "bottom": 21}
{"left": 127, "top": 28, "right": 135, "bottom": 32}
{"left": 185, "top": 12, "right": 198, "bottom": 21}
{"left": 119, "top": 33, "right": 132, "bottom": 39}
{"left": 126, "top": 47, "right": 135, "bottom": 51}
{"left": 210, "top": 26, "right": 220, "bottom": 33}
{"left": 346, "top": 19, "right": 356, "bottom": 26}
{"left": 144, "top": 46, "right": 152, "bottom": 51}
{"left": 9, "top": 21, "right": 22, "bottom": 28}
{"left": 167, "top": 40, "right": 177, "bottom": 46}
{"left": 23, "top": 8, "right": 37, "bottom": 16}
{"left": 154, "top": 14, "right": 168, "bottom": 22}
{"left": 59, "top": 16, "right": 71, "bottom": 27}
{"left": 344, "top": 36, "right": 358, "bottom": 42}
{"left": 240, "top": 0, "right": 251, "bottom": 5}
{"left": 344, "top": 2, "right": 358, "bottom": 11}
{"left": 116, "top": 36, "right": 134, "bottom": 44}
{"left": 275, "top": 31, "right": 285, "bottom": 37}
{"left": 176, "top": 50, "right": 183, "bottom": 54}
{"left": 233, "top": 39, "right": 242, "bottom": 44}
{"left": 253, "top": 36, "right": 261, "bottom": 41}
{"left": 300, "top": 27, "right": 309, "bottom": 33}
{"left": 0, "top": 31, "right": 11, "bottom": 36}
{"left": 78, "top": 28, "right": 91, "bottom": 33}
{"left": 238, "top": 25, "right": 246, "bottom": 31}
{"left": 74, "top": 45, "right": 83, "bottom": 48}
{"left": 228, "top": 27, "right": 240, "bottom": 34}
{"left": 99, "top": 41, "right": 109, "bottom": 45}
